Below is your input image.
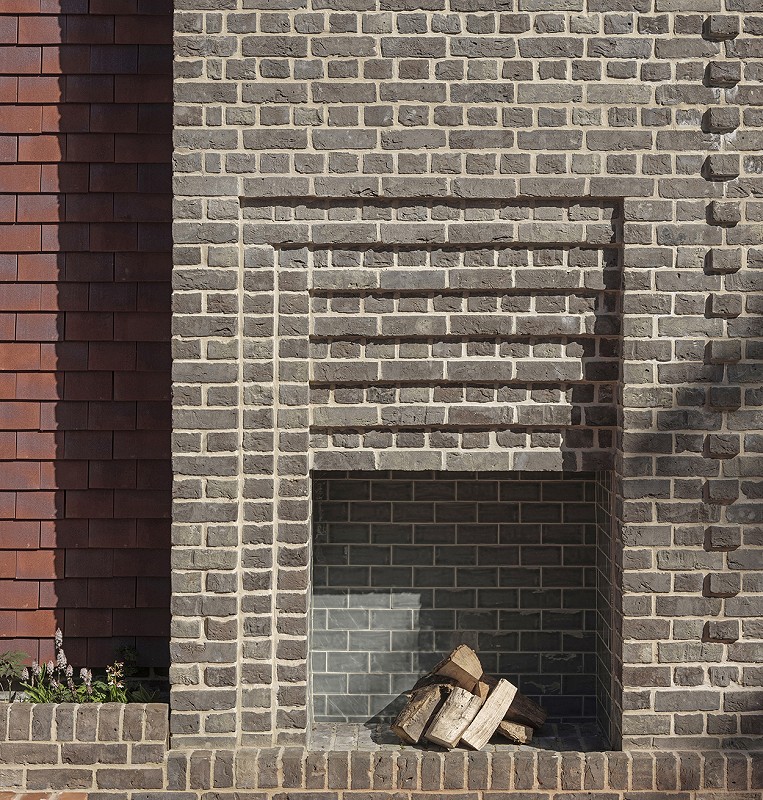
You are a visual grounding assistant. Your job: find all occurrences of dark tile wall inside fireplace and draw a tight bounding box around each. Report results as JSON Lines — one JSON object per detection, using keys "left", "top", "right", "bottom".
{"left": 311, "top": 470, "right": 610, "bottom": 731}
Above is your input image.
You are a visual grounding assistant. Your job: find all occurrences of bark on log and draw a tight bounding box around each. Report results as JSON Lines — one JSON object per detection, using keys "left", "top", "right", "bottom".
{"left": 412, "top": 672, "right": 458, "bottom": 693}
{"left": 504, "top": 691, "right": 547, "bottom": 729}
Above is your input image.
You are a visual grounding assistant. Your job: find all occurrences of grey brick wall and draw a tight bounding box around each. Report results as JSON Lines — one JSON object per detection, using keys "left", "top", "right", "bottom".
{"left": 303, "top": 199, "right": 621, "bottom": 474}
{"left": 0, "top": 702, "right": 759, "bottom": 800}
{"left": 171, "top": 0, "right": 763, "bottom": 751}
{"left": 0, "top": 703, "right": 168, "bottom": 792}
{"left": 312, "top": 471, "right": 606, "bottom": 729}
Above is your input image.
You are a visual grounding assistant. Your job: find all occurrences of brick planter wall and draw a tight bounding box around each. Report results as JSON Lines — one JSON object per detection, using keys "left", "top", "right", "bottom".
{"left": 1, "top": 703, "right": 762, "bottom": 797}
{"left": 0, "top": 702, "right": 168, "bottom": 792}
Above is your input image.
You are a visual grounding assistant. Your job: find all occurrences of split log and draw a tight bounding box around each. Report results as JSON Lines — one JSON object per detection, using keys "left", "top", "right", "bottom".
{"left": 504, "top": 691, "right": 547, "bottom": 729}
{"left": 496, "top": 720, "right": 534, "bottom": 745}
{"left": 460, "top": 678, "right": 517, "bottom": 751}
{"left": 474, "top": 678, "right": 491, "bottom": 701}
{"left": 432, "top": 644, "right": 483, "bottom": 692}
{"left": 481, "top": 674, "right": 547, "bottom": 730}
{"left": 391, "top": 683, "right": 447, "bottom": 745}
{"left": 412, "top": 672, "right": 458, "bottom": 693}
{"left": 423, "top": 686, "right": 483, "bottom": 749}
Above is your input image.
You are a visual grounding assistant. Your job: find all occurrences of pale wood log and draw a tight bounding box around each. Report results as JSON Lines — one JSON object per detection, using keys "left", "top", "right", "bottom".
{"left": 391, "top": 683, "right": 446, "bottom": 745}
{"left": 423, "top": 686, "right": 483, "bottom": 749}
{"left": 460, "top": 678, "right": 518, "bottom": 750}
{"left": 474, "top": 679, "right": 491, "bottom": 701}
{"left": 481, "top": 673, "right": 547, "bottom": 730}
{"left": 432, "top": 644, "right": 483, "bottom": 691}
{"left": 496, "top": 720, "right": 534, "bottom": 745}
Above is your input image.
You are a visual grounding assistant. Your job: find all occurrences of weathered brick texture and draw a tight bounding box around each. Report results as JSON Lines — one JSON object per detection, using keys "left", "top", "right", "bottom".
{"left": 0, "top": 3, "right": 173, "bottom": 666}
{"left": 0, "top": 702, "right": 168, "bottom": 793}
{"left": 171, "top": 0, "right": 763, "bottom": 754}
{"left": 301, "top": 199, "right": 621, "bottom": 472}
{"left": 0, "top": 703, "right": 760, "bottom": 800}
{"left": 4, "top": 0, "right": 763, "bottom": 788}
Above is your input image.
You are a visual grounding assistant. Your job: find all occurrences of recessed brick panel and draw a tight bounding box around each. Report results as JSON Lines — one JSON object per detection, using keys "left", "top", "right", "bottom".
{"left": 0, "top": 2, "right": 172, "bottom": 668}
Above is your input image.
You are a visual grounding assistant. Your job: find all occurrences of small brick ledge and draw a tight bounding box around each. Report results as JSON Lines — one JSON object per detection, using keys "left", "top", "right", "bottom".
{"left": 188, "top": 748, "right": 762, "bottom": 795}
{"left": 0, "top": 705, "right": 762, "bottom": 796}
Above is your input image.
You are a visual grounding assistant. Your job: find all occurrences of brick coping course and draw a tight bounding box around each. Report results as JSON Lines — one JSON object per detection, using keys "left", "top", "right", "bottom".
{"left": 1, "top": 703, "right": 763, "bottom": 796}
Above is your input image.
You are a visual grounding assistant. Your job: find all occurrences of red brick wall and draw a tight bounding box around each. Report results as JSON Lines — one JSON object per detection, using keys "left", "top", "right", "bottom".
{"left": 0, "top": 0, "right": 172, "bottom": 668}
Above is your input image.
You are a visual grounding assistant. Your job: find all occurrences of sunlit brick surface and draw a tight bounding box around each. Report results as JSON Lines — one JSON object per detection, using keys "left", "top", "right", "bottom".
{"left": 170, "top": 0, "right": 763, "bottom": 752}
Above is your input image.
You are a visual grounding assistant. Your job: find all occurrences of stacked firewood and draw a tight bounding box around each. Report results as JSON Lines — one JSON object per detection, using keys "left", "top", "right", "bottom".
{"left": 391, "top": 644, "right": 547, "bottom": 751}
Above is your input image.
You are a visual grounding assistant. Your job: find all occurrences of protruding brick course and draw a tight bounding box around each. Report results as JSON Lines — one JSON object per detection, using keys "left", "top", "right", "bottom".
{"left": 1, "top": 706, "right": 760, "bottom": 799}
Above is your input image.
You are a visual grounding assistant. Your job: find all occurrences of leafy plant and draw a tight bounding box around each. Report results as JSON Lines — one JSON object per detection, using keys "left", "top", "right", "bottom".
{"left": 117, "top": 645, "right": 140, "bottom": 677}
{"left": 130, "top": 683, "right": 159, "bottom": 703}
{"left": 19, "top": 629, "right": 148, "bottom": 704}
{"left": 21, "top": 629, "right": 93, "bottom": 703}
{"left": 0, "top": 650, "right": 26, "bottom": 701}
{"left": 116, "top": 644, "right": 160, "bottom": 701}
{"left": 104, "top": 661, "right": 128, "bottom": 703}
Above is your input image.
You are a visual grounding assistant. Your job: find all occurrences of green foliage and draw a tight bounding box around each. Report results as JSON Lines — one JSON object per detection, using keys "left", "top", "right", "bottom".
{"left": 117, "top": 644, "right": 159, "bottom": 701}
{"left": 21, "top": 661, "right": 97, "bottom": 704}
{"left": 130, "top": 683, "right": 159, "bottom": 703}
{"left": 19, "top": 629, "right": 154, "bottom": 704}
{"left": 116, "top": 645, "right": 140, "bottom": 678}
{"left": 0, "top": 650, "right": 26, "bottom": 701}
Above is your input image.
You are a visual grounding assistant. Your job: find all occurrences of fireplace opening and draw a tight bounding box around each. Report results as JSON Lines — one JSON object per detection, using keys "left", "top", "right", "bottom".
{"left": 310, "top": 470, "right": 617, "bottom": 750}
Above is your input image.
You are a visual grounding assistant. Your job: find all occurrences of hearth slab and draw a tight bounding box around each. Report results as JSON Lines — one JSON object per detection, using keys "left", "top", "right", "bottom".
{"left": 311, "top": 721, "right": 607, "bottom": 753}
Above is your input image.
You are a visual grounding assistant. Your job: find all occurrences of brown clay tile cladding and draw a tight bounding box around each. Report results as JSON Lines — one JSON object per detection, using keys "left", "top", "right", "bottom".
{"left": 0, "top": 0, "right": 172, "bottom": 667}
